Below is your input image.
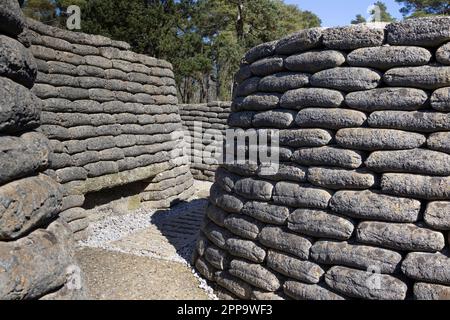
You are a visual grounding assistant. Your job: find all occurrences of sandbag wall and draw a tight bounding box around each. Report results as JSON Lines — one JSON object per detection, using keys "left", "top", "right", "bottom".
{"left": 179, "top": 102, "right": 231, "bottom": 181}
{"left": 193, "top": 18, "right": 450, "bottom": 300}
{"left": 0, "top": 0, "right": 84, "bottom": 299}
{"left": 27, "top": 19, "right": 195, "bottom": 211}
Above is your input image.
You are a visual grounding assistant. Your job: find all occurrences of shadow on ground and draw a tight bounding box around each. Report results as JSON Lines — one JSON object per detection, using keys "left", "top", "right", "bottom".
{"left": 150, "top": 198, "right": 208, "bottom": 262}
{"left": 76, "top": 181, "right": 214, "bottom": 299}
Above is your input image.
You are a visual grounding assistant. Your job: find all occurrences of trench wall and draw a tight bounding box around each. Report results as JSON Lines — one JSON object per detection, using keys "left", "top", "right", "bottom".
{"left": 27, "top": 19, "right": 195, "bottom": 211}
{"left": 193, "top": 18, "right": 450, "bottom": 300}
{"left": 0, "top": 0, "right": 85, "bottom": 300}
{"left": 179, "top": 102, "right": 231, "bottom": 181}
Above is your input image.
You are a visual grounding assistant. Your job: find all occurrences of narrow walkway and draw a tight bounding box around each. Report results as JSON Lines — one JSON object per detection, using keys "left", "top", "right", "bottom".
{"left": 77, "top": 181, "right": 214, "bottom": 300}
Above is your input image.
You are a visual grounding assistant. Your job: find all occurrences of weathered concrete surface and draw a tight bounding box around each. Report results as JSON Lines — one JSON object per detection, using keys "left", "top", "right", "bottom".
{"left": 76, "top": 247, "right": 210, "bottom": 300}
{"left": 73, "top": 181, "right": 215, "bottom": 300}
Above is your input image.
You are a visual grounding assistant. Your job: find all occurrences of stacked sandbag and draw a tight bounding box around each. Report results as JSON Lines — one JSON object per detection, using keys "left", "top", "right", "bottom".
{"left": 0, "top": 0, "right": 85, "bottom": 299}
{"left": 193, "top": 17, "right": 450, "bottom": 300}
{"left": 179, "top": 102, "right": 231, "bottom": 181}
{"left": 27, "top": 19, "right": 195, "bottom": 211}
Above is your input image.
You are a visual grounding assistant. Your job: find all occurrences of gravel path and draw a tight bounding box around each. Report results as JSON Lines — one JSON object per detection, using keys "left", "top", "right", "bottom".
{"left": 77, "top": 180, "right": 218, "bottom": 300}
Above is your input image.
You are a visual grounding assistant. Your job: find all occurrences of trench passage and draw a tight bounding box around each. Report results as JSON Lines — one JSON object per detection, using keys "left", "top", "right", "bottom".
{"left": 75, "top": 180, "right": 213, "bottom": 300}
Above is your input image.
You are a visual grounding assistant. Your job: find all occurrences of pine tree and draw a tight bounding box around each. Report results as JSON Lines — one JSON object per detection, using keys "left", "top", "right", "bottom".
{"left": 23, "top": 0, "right": 321, "bottom": 103}
{"left": 351, "top": 1, "right": 396, "bottom": 24}
{"left": 395, "top": 0, "right": 450, "bottom": 17}
{"left": 371, "top": 1, "right": 396, "bottom": 22}
{"left": 351, "top": 14, "right": 367, "bottom": 24}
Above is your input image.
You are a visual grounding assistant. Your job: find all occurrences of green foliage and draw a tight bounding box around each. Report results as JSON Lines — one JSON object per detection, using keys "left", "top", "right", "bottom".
{"left": 271, "top": 2, "right": 322, "bottom": 42}
{"left": 22, "top": 0, "right": 321, "bottom": 103}
{"left": 80, "top": 0, "right": 178, "bottom": 56}
{"left": 395, "top": 0, "right": 450, "bottom": 17}
{"left": 351, "top": 1, "right": 396, "bottom": 24}
{"left": 183, "top": 0, "right": 321, "bottom": 101}
{"left": 22, "top": 0, "right": 57, "bottom": 22}
{"left": 56, "top": 0, "right": 87, "bottom": 10}
{"left": 371, "top": 1, "right": 396, "bottom": 22}
{"left": 78, "top": 0, "right": 213, "bottom": 102}
{"left": 351, "top": 14, "right": 367, "bottom": 24}
{"left": 22, "top": 0, "right": 87, "bottom": 25}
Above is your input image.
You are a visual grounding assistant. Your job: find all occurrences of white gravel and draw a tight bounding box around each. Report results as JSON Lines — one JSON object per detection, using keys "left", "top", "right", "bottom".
{"left": 79, "top": 208, "right": 154, "bottom": 246}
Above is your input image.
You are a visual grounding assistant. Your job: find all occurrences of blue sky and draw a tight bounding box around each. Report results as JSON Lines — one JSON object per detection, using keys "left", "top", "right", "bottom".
{"left": 284, "top": 0, "right": 404, "bottom": 27}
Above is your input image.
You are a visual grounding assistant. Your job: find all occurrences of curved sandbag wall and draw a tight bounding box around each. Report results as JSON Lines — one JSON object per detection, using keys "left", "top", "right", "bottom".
{"left": 0, "top": 0, "right": 85, "bottom": 299}
{"left": 27, "top": 19, "right": 195, "bottom": 213}
{"left": 179, "top": 102, "right": 231, "bottom": 182}
{"left": 193, "top": 18, "right": 450, "bottom": 300}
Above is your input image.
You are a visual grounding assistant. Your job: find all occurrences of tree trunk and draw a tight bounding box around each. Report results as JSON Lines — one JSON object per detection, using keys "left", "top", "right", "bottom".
{"left": 236, "top": 0, "right": 245, "bottom": 41}
{"left": 215, "top": 62, "right": 221, "bottom": 102}
{"left": 205, "top": 73, "right": 210, "bottom": 103}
